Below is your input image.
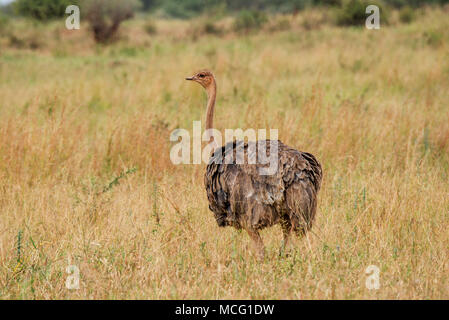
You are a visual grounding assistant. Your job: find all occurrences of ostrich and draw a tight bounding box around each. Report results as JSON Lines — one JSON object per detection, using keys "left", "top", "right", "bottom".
{"left": 186, "top": 70, "right": 322, "bottom": 260}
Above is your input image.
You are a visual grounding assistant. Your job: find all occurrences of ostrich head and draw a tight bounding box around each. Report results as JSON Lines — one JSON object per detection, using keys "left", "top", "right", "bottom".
{"left": 186, "top": 69, "right": 217, "bottom": 134}
{"left": 185, "top": 70, "right": 215, "bottom": 90}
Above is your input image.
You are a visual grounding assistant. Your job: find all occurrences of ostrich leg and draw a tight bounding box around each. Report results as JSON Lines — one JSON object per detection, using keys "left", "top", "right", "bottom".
{"left": 280, "top": 218, "right": 293, "bottom": 257}
{"left": 247, "top": 230, "right": 265, "bottom": 261}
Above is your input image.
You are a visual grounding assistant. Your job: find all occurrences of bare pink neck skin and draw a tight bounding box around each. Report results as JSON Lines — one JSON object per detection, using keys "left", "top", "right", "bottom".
{"left": 205, "top": 81, "right": 217, "bottom": 142}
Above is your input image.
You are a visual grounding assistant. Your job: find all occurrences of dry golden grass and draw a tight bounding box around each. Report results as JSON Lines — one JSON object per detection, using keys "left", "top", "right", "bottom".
{"left": 0, "top": 7, "right": 448, "bottom": 299}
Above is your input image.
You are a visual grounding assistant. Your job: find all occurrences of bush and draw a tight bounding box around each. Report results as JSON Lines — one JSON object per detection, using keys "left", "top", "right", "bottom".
{"left": 335, "top": 0, "right": 368, "bottom": 26}
{"left": 14, "top": 0, "right": 75, "bottom": 20}
{"left": 423, "top": 30, "right": 443, "bottom": 47}
{"left": 82, "top": 0, "right": 141, "bottom": 43}
{"left": 203, "top": 21, "right": 223, "bottom": 35}
{"left": 336, "top": 0, "right": 387, "bottom": 26}
{"left": 0, "top": 14, "right": 9, "bottom": 35}
{"left": 233, "top": 10, "right": 268, "bottom": 33}
{"left": 141, "top": 0, "right": 161, "bottom": 12}
{"left": 399, "top": 6, "right": 415, "bottom": 23}
{"left": 386, "top": 0, "right": 449, "bottom": 8}
{"left": 144, "top": 21, "right": 157, "bottom": 35}
{"left": 314, "top": 0, "right": 342, "bottom": 6}
{"left": 162, "top": 0, "right": 207, "bottom": 19}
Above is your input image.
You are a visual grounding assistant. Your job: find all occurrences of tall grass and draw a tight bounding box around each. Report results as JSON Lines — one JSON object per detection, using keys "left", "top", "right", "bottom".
{"left": 0, "top": 7, "right": 448, "bottom": 299}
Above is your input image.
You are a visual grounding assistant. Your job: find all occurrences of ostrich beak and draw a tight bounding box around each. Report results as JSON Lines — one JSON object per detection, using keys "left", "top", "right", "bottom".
{"left": 186, "top": 76, "right": 194, "bottom": 81}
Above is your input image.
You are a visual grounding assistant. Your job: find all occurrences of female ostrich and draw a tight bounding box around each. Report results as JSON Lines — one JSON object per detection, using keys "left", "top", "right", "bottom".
{"left": 186, "top": 70, "right": 322, "bottom": 260}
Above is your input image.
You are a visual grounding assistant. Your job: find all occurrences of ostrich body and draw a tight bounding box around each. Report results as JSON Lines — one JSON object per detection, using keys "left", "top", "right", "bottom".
{"left": 186, "top": 70, "right": 322, "bottom": 259}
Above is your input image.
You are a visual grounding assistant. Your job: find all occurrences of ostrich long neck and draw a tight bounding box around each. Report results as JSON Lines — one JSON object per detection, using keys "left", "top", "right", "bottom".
{"left": 205, "top": 81, "right": 217, "bottom": 139}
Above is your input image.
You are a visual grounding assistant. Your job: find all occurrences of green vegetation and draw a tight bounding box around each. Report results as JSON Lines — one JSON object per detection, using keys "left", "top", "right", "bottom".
{"left": 335, "top": 0, "right": 388, "bottom": 26}
{"left": 13, "top": 0, "right": 76, "bottom": 20}
{"left": 4, "top": 0, "right": 449, "bottom": 21}
{"left": 83, "top": 0, "right": 141, "bottom": 43}
{"left": 233, "top": 10, "right": 268, "bottom": 32}
{"left": 399, "top": 6, "right": 416, "bottom": 23}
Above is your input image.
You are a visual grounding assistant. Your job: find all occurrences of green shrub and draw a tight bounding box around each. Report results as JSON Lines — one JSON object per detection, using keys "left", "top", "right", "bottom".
{"left": 233, "top": 10, "right": 268, "bottom": 33}
{"left": 423, "top": 30, "right": 443, "bottom": 47}
{"left": 203, "top": 21, "right": 223, "bottom": 35}
{"left": 14, "top": 0, "right": 76, "bottom": 21}
{"left": 141, "top": 0, "right": 161, "bottom": 12}
{"left": 335, "top": 0, "right": 388, "bottom": 27}
{"left": 315, "top": 0, "right": 342, "bottom": 5}
{"left": 399, "top": 6, "right": 415, "bottom": 23}
{"left": 335, "top": 0, "right": 367, "bottom": 26}
{"left": 162, "top": 0, "right": 206, "bottom": 19}
{"left": 144, "top": 21, "right": 157, "bottom": 35}
{"left": 0, "top": 14, "right": 9, "bottom": 35}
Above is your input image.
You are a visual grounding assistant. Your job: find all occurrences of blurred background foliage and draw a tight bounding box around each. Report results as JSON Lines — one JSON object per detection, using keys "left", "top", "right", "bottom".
{"left": 0, "top": 0, "right": 448, "bottom": 44}
{"left": 4, "top": 0, "right": 449, "bottom": 20}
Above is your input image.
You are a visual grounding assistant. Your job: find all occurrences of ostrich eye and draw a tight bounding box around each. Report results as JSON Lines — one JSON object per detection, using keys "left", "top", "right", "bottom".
{"left": 199, "top": 74, "right": 205, "bottom": 78}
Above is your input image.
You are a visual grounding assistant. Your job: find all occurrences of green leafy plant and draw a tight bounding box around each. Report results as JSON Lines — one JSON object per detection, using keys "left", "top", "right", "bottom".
{"left": 423, "top": 29, "right": 443, "bottom": 48}
{"left": 101, "top": 167, "right": 138, "bottom": 194}
{"left": 233, "top": 10, "right": 268, "bottom": 33}
{"left": 0, "top": 13, "right": 10, "bottom": 36}
{"left": 144, "top": 20, "right": 157, "bottom": 35}
{"left": 335, "top": 0, "right": 388, "bottom": 27}
{"left": 399, "top": 6, "right": 415, "bottom": 23}
{"left": 14, "top": 0, "right": 76, "bottom": 21}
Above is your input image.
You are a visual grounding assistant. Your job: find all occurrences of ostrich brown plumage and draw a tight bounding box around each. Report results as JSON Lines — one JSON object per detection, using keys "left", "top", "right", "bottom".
{"left": 186, "top": 70, "right": 322, "bottom": 260}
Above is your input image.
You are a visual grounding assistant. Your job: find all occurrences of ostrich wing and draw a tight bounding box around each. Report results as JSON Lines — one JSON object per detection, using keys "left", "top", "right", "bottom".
{"left": 205, "top": 140, "right": 322, "bottom": 230}
{"left": 282, "top": 151, "right": 322, "bottom": 230}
